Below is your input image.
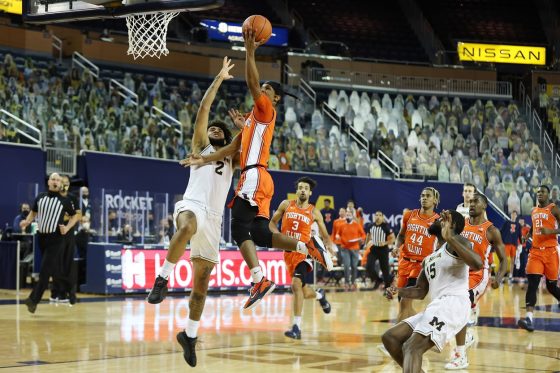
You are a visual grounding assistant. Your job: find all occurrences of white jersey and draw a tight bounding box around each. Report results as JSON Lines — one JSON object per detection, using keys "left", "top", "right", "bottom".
{"left": 456, "top": 203, "right": 469, "bottom": 218}
{"left": 183, "top": 144, "right": 233, "bottom": 215}
{"left": 422, "top": 243, "right": 469, "bottom": 301}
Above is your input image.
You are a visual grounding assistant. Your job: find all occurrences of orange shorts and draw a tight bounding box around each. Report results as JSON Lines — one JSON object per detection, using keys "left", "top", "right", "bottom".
{"left": 526, "top": 246, "right": 560, "bottom": 280}
{"left": 233, "top": 167, "right": 274, "bottom": 219}
{"left": 504, "top": 244, "right": 517, "bottom": 258}
{"left": 284, "top": 251, "right": 311, "bottom": 277}
{"left": 397, "top": 257, "right": 423, "bottom": 288}
{"left": 468, "top": 269, "right": 489, "bottom": 305}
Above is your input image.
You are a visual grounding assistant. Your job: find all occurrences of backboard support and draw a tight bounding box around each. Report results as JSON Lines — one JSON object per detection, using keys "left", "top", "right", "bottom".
{"left": 23, "top": 0, "right": 224, "bottom": 24}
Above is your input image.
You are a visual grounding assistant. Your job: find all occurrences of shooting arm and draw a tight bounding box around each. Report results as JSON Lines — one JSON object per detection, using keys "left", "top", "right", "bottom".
{"left": 489, "top": 226, "right": 507, "bottom": 283}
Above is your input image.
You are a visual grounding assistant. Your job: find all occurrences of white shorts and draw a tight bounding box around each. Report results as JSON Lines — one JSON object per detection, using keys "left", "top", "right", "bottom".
{"left": 403, "top": 295, "right": 470, "bottom": 352}
{"left": 469, "top": 269, "right": 490, "bottom": 306}
{"left": 173, "top": 199, "right": 222, "bottom": 264}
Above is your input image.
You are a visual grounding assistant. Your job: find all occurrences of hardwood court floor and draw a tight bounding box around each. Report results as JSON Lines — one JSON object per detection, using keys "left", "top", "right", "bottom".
{"left": 0, "top": 286, "right": 559, "bottom": 372}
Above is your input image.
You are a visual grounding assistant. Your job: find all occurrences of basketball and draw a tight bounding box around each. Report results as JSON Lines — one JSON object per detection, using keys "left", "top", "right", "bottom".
{"left": 242, "top": 15, "right": 272, "bottom": 44}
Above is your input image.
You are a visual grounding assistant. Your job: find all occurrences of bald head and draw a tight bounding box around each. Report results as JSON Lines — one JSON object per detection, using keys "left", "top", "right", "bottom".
{"left": 48, "top": 173, "right": 61, "bottom": 192}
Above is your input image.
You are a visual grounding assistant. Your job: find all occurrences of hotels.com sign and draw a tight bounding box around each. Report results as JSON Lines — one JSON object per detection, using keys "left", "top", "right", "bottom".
{"left": 121, "top": 249, "right": 289, "bottom": 290}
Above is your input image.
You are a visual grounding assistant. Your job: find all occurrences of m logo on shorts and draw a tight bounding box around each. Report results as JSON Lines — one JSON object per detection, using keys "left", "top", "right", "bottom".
{"left": 429, "top": 316, "right": 445, "bottom": 331}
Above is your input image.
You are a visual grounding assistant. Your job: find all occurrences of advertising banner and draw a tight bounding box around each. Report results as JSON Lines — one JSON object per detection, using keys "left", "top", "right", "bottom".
{"left": 458, "top": 42, "right": 546, "bottom": 65}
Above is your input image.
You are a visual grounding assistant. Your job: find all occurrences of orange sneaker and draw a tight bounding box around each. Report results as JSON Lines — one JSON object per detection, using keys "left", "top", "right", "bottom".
{"left": 306, "top": 236, "right": 334, "bottom": 271}
{"left": 243, "top": 277, "right": 276, "bottom": 310}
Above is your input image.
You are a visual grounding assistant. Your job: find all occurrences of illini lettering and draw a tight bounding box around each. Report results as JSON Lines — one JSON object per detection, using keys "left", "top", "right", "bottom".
{"left": 407, "top": 223, "right": 430, "bottom": 236}
{"left": 285, "top": 212, "right": 311, "bottom": 225}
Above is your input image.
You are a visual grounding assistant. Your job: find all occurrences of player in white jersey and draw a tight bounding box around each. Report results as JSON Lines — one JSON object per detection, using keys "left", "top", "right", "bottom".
{"left": 456, "top": 183, "right": 476, "bottom": 218}
{"left": 381, "top": 210, "right": 483, "bottom": 373}
{"left": 146, "top": 57, "right": 239, "bottom": 367}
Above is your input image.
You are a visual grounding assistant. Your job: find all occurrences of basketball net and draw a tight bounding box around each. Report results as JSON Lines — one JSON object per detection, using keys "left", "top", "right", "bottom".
{"left": 126, "top": 12, "right": 179, "bottom": 59}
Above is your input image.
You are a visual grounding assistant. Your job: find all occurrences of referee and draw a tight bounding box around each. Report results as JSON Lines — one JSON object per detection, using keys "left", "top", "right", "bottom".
{"left": 364, "top": 211, "right": 395, "bottom": 290}
{"left": 20, "top": 173, "right": 79, "bottom": 313}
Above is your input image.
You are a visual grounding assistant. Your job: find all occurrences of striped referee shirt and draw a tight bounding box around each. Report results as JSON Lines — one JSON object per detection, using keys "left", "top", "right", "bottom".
{"left": 369, "top": 222, "right": 392, "bottom": 247}
{"left": 32, "top": 191, "right": 76, "bottom": 235}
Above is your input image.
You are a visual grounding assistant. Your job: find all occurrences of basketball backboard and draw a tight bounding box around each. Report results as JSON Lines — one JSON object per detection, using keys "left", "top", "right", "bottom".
{"left": 23, "top": 0, "right": 223, "bottom": 23}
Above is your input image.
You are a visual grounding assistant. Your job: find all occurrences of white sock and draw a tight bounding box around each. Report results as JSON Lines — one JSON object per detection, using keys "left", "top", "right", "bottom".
{"left": 293, "top": 316, "right": 302, "bottom": 328}
{"left": 250, "top": 266, "right": 264, "bottom": 283}
{"left": 159, "top": 259, "right": 175, "bottom": 279}
{"left": 527, "top": 311, "right": 533, "bottom": 321}
{"left": 296, "top": 241, "right": 308, "bottom": 255}
{"left": 456, "top": 345, "right": 466, "bottom": 357}
{"left": 316, "top": 291, "right": 323, "bottom": 300}
{"left": 185, "top": 319, "right": 200, "bottom": 338}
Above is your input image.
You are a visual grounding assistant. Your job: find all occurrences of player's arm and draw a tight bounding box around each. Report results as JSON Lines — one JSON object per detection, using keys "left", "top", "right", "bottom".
{"left": 541, "top": 205, "right": 560, "bottom": 235}
{"left": 313, "top": 207, "right": 335, "bottom": 254}
{"left": 488, "top": 226, "right": 507, "bottom": 288}
{"left": 192, "top": 57, "right": 234, "bottom": 153}
{"left": 243, "top": 28, "right": 263, "bottom": 104}
{"left": 393, "top": 211, "right": 410, "bottom": 255}
{"left": 269, "top": 200, "right": 289, "bottom": 234}
{"left": 522, "top": 226, "right": 532, "bottom": 243}
{"left": 398, "top": 268, "right": 429, "bottom": 300}
{"left": 441, "top": 211, "right": 482, "bottom": 270}
{"left": 180, "top": 133, "right": 241, "bottom": 167}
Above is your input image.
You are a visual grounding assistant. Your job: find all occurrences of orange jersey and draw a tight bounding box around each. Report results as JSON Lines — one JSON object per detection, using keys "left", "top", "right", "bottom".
{"left": 331, "top": 217, "right": 346, "bottom": 245}
{"left": 531, "top": 203, "right": 559, "bottom": 248}
{"left": 282, "top": 201, "right": 314, "bottom": 275}
{"left": 461, "top": 219, "right": 493, "bottom": 270}
{"left": 338, "top": 221, "right": 366, "bottom": 250}
{"left": 233, "top": 94, "right": 276, "bottom": 218}
{"left": 402, "top": 209, "right": 439, "bottom": 261}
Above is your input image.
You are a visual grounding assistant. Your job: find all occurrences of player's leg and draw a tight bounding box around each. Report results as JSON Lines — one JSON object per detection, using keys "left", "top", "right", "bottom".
{"left": 381, "top": 321, "right": 414, "bottom": 368}
{"left": 402, "top": 332, "right": 435, "bottom": 373}
{"left": 544, "top": 248, "right": 560, "bottom": 301}
{"left": 398, "top": 277, "right": 417, "bottom": 322}
{"left": 269, "top": 227, "right": 332, "bottom": 270}
{"left": 177, "top": 258, "right": 215, "bottom": 367}
{"left": 147, "top": 209, "right": 197, "bottom": 304}
{"left": 519, "top": 251, "right": 544, "bottom": 331}
{"left": 285, "top": 269, "right": 305, "bottom": 339}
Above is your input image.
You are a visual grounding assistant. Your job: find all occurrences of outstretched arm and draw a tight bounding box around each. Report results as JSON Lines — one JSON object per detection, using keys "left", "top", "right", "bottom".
{"left": 398, "top": 269, "right": 429, "bottom": 300}
{"left": 243, "top": 28, "right": 263, "bottom": 103}
{"left": 488, "top": 226, "right": 507, "bottom": 288}
{"left": 180, "top": 133, "right": 241, "bottom": 167}
{"left": 192, "top": 57, "right": 235, "bottom": 153}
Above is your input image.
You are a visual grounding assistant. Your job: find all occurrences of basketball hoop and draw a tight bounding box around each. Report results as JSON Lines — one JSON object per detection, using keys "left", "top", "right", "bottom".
{"left": 126, "top": 11, "right": 179, "bottom": 59}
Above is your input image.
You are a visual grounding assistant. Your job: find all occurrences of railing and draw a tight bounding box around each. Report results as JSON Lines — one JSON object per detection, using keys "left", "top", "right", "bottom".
{"left": 0, "top": 109, "right": 42, "bottom": 147}
{"left": 519, "top": 81, "right": 560, "bottom": 179}
{"left": 109, "top": 79, "right": 138, "bottom": 107}
{"left": 150, "top": 106, "right": 183, "bottom": 144}
{"left": 283, "top": 64, "right": 300, "bottom": 88}
{"left": 307, "top": 68, "right": 513, "bottom": 99}
{"left": 377, "top": 150, "right": 400, "bottom": 179}
{"left": 299, "top": 78, "right": 316, "bottom": 108}
{"left": 72, "top": 51, "right": 99, "bottom": 78}
{"left": 321, "top": 102, "right": 341, "bottom": 130}
{"left": 348, "top": 124, "right": 369, "bottom": 152}
{"left": 46, "top": 146, "right": 77, "bottom": 175}
{"left": 51, "top": 33, "right": 63, "bottom": 64}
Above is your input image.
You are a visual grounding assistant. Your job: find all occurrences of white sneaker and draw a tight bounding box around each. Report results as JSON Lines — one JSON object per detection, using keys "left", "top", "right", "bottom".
{"left": 445, "top": 351, "right": 469, "bottom": 370}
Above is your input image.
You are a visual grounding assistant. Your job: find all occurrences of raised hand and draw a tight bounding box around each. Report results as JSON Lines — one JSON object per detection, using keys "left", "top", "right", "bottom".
{"left": 179, "top": 154, "right": 204, "bottom": 168}
{"left": 218, "top": 56, "right": 235, "bottom": 80}
{"left": 228, "top": 108, "right": 245, "bottom": 130}
{"left": 440, "top": 210, "right": 454, "bottom": 241}
{"left": 243, "top": 28, "right": 264, "bottom": 54}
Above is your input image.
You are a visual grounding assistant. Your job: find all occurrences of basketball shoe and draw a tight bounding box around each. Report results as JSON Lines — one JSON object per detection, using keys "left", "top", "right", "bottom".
{"left": 284, "top": 324, "right": 301, "bottom": 339}
{"left": 243, "top": 277, "right": 276, "bottom": 310}
{"left": 176, "top": 331, "right": 197, "bottom": 367}
{"left": 306, "top": 236, "right": 334, "bottom": 271}
{"left": 445, "top": 351, "right": 469, "bottom": 370}
{"left": 517, "top": 317, "right": 535, "bottom": 332}
{"left": 147, "top": 275, "right": 168, "bottom": 304}
{"left": 316, "top": 288, "right": 331, "bottom": 314}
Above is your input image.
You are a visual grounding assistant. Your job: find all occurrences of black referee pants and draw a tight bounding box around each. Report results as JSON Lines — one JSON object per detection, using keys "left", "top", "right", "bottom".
{"left": 365, "top": 246, "right": 392, "bottom": 288}
{"left": 29, "top": 234, "right": 70, "bottom": 304}
{"left": 52, "top": 234, "right": 77, "bottom": 299}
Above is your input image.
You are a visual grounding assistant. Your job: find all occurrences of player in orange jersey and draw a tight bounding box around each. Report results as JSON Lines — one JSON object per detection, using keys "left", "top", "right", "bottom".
{"left": 388, "top": 187, "right": 440, "bottom": 322}
{"left": 445, "top": 192, "right": 506, "bottom": 370}
{"left": 518, "top": 185, "right": 560, "bottom": 332}
{"left": 183, "top": 28, "right": 332, "bottom": 311}
{"left": 269, "top": 177, "right": 334, "bottom": 339}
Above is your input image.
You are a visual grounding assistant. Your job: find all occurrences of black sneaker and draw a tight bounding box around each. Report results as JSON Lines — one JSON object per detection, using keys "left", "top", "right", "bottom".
{"left": 176, "top": 331, "right": 197, "bottom": 367}
{"left": 284, "top": 324, "right": 301, "bottom": 339}
{"left": 317, "top": 288, "right": 331, "bottom": 314}
{"left": 69, "top": 293, "right": 77, "bottom": 305}
{"left": 147, "top": 276, "right": 168, "bottom": 304}
{"left": 517, "top": 317, "right": 535, "bottom": 332}
{"left": 24, "top": 297, "right": 37, "bottom": 314}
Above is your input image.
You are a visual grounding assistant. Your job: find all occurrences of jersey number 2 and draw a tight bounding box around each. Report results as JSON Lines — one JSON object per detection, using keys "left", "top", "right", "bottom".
{"left": 215, "top": 161, "right": 224, "bottom": 175}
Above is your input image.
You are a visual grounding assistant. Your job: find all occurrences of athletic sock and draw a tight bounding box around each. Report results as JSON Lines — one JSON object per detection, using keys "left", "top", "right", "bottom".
{"left": 185, "top": 319, "right": 200, "bottom": 338}
{"left": 250, "top": 266, "right": 264, "bottom": 283}
{"left": 293, "top": 316, "right": 302, "bottom": 328}
{"left": 316, "top": 291, "right": 323, "bottom": 300}
{"left": 296, "top": 241, "right": 308, "bottom": 255}
{"left": 456, "top": 345, "right": 466, "bottom": 357}
{"left": 526, "top": 311, "right": 533, "bottom": 321}
{"left": 159, "top": 259, "right": 175, "bottom": 279}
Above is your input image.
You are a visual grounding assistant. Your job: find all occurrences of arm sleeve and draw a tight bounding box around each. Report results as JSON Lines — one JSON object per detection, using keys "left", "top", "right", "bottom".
{"left": 253, "top": 94, "right": 274, "bottom": 123}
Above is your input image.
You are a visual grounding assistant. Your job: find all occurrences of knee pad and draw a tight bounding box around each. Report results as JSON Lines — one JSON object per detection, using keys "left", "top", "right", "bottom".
{"left": 250, "top": 218, "right": 273, "bottom": 248}
{"left": 231, "top": 217, "right": 252, "bottom": 246}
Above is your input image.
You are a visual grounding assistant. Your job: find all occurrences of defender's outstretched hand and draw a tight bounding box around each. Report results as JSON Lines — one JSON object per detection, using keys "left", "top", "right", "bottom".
{"left": 228, "top": 108, "right": 245, "bottom": 130}
{"left": 180, "top": 154, "right": 204, "bottom": 168}
{"left": 219, "top": 56, "right": 235, "bottom": 80}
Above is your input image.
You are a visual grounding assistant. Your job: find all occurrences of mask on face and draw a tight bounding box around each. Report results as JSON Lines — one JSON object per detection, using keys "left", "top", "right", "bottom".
{"left": 346, "top": 218, "right": 352, "bottom": 223}
{"left": 21, "top": 210, "right": 30, "bottom": 218}
{"left": 83, "top": 194, "right": 89, "bottom": 199}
